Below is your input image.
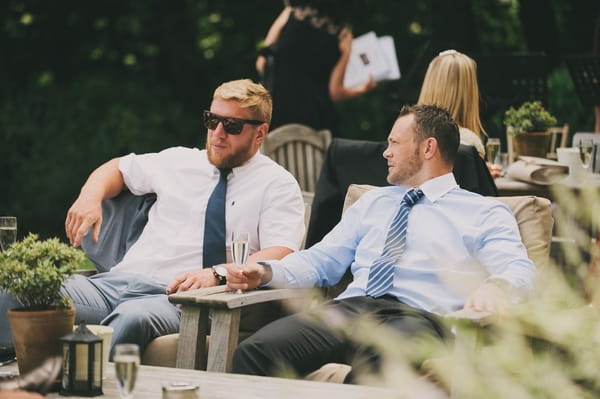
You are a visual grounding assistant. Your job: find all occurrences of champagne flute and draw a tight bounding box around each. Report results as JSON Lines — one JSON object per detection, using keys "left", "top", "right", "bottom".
{"left": 231, "top": 232, "right": 249, "bottom": 294}
{"left": 0, "top": 217, "right": 17, "bottom": 252}
{"left": 486, "top": 138, "right": 501, "bottom": 165}
{"left": 579, "top": 139, "right": 594, "bottom": 170}
{"left": 113, "top": 344, "right": 140, "bottom": 399}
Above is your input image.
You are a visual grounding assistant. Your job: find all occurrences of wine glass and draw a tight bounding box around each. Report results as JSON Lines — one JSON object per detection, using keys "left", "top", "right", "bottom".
{"left": 231, "top": 232, "right": 249, "bottom": 294}
{"left": 0, "top": 217, "right": 17, "bottom": 252}
{"left": 486, "top": 138, "right": 501, "bottom": 165}
{"left": 113, "top": 343, "right": 140, "bottom": 399}
{"left": 579, "top": 139, "right": 594, "bottom": 170}
{"left": 495, "top": 152, "right": 509, "bottom": 177}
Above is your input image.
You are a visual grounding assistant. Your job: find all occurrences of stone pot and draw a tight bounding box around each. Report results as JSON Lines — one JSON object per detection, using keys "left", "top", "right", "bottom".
{"left": 8, "top": 307, "right": 75, "bottom": 375}
{"left": 513, "top": 131, "right": 551, "bottom": 158}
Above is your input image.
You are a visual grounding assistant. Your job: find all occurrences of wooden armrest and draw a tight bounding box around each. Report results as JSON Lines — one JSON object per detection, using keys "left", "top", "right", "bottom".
{"left": 169, "top": 287, "right": 313, "bottom": 309}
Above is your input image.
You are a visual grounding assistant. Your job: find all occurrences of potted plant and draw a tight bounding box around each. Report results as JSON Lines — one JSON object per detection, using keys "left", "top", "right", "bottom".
{"left": 504, "top": 101, "right": 557, "bottom": 158}
{"left": 0, "top": 233, "right": 84, "bottom": 375}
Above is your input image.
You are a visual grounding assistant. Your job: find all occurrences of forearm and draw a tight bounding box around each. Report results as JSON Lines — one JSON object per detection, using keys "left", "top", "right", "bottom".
{"left": 248, "top": 246, "right": 293, "bottom": 264}
{"left": 66, "top": 157, "right": 125, "bottom": 246}
{"left": 79, "top": 158, "right": 125, "bottom": 201}
{"left": 329, "top": 53, "right": 376, "bottom": 101}
{"left": 265, "top": 7, "right": 291, "bottom": 46}
{"left": 257, "top": 7, "right": 291, "bottom": 74}
{"left": 329, "top": 51, "right": 352, "bottom": 101}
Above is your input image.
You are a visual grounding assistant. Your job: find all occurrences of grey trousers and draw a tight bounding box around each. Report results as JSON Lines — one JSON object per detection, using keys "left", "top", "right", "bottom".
{"left": 0, "top": 272, "right": 179, "bottom": 358}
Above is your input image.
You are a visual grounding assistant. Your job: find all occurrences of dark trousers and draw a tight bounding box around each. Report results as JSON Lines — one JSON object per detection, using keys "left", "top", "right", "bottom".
{"left": 232, "top": 295, "right": 448, "bottom": 380}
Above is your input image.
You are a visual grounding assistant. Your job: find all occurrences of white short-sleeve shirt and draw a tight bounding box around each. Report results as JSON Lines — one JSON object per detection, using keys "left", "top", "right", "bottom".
{"left": 110, "top": 147, "right": 305, "bottom": 284}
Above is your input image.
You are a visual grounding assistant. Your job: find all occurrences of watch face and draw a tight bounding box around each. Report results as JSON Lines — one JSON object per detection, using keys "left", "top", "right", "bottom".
{"left": 214, "top": 265, "right": 227, "bottom": 277}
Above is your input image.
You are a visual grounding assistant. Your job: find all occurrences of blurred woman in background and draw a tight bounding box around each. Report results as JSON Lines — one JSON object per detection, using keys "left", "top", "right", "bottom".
{"left": 418, "top": 49, "right": 501, "bottom": 177}
{"left": 257, "top": 0, "right": 375, "bottom": 136}
{"left": 418, "top": 49, "right": 487, "bottom": 158}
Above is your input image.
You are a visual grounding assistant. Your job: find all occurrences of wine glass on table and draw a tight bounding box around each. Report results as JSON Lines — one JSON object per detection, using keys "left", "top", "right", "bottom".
{"left": 231, "top": 232, "right": 249, "bottom": 294}
{"left": 0, "top": 217, "right": 17, "bottom": 252}
{"left": 114, "top": 343, "right": 140, "bottom": 399}
{"left": 579, "top": 139, "right": 594, "bottom": 171}
{"left": 486, "top": 138, "right": 501, "bottom": 165}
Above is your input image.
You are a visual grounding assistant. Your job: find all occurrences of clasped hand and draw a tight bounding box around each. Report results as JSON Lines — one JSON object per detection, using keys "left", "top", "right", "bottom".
{"left": 166, "top": 263, "right": 265, "bottom": 294}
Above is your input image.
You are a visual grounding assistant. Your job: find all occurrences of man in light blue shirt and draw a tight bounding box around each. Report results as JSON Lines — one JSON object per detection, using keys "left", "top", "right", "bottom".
{"left": 225, "top": 104, "right": 536, "bottom": 380}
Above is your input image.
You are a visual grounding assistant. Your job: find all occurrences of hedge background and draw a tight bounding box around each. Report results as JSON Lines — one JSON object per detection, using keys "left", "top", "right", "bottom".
{"left": 1, "top": 0, "right": 598, "bottom": 240}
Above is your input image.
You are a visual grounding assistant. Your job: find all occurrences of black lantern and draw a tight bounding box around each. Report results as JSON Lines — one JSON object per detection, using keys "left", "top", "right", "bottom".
{"left": 60, "top": 322, "right": 103, "bottom": 396}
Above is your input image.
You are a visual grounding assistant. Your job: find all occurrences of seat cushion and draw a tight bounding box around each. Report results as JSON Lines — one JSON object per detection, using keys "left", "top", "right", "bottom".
{"left": 142, "top": 333, "right": 179, "bottom": 367}
{"left": 493, "top": 195, "right": 553, "bottom": 269}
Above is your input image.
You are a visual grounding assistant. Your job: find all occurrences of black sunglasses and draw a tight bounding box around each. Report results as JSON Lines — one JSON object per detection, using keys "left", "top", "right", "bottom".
{"left": 203, "top": 110, "right": 264, "bottom": 135}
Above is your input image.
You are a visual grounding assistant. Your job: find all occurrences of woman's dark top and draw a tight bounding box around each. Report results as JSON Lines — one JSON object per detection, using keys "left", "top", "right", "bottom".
{"left": 268, "top": 7, "right": 342, "bottom": 135}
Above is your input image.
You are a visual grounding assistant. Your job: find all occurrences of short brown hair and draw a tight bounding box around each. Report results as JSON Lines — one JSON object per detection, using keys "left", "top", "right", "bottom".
{"left": 398, "top": 104, "right": 460, "bottom": 165}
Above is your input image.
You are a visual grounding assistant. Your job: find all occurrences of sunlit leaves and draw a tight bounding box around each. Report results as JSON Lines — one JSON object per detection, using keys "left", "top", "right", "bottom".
{"left": 0, "top": 233, "right": 85, "bottom": 310}
{"left": 20, "top": 12, "right": 32, "bottom": 25}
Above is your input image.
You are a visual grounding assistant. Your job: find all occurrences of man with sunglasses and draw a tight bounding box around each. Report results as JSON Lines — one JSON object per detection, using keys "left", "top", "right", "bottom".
{"left": 0, "top": 79, "right": 306, "bottom": 358}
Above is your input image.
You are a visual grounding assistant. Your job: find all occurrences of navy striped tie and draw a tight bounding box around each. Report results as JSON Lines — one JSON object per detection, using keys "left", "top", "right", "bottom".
{"left": 366, "top": 188, "right": 425, "bottom": 298}
{"left": 203, "top": 168, "right": 231, "bottom": 268}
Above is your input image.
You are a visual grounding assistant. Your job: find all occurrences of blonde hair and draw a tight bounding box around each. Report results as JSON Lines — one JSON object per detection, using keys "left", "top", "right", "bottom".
{"left": 417, "top": 50, "right": 486, "bottom": 137}
{"left": 213, "top": 79, "right": 273, "bottom": 124}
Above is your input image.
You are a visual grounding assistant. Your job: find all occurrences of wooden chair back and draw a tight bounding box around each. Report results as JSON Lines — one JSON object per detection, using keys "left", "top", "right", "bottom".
{"left": 547, "top": 124, "right": 570, "bottom": 160}
{"left": 261, "top": 124, "right": 332, "bottom": 193}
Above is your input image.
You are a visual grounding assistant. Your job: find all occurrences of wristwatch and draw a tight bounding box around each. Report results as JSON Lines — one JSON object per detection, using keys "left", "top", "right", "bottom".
{"left": 212, "top": 265, "right": 227, "bottom": 285}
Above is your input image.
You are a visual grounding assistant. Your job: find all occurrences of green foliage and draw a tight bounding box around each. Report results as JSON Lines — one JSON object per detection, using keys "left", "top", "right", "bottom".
{"left": 0, "top": 233, "right": 85, "bottom": 310}
{"left": 0, "top": 0, "right": 596, "bottom": 240}
{"left": 504, "top": 101, "right": 558, "bottom": 135}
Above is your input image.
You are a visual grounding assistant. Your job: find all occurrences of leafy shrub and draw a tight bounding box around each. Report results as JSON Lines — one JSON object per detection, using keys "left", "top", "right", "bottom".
{"left": 504, "top": 101, "right": 558, "bottom": 135}
{"left": 0, "top": 233, "right": 85, "bottom": 310}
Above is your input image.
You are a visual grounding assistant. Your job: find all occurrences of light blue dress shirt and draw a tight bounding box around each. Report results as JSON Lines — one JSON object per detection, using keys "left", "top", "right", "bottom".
{"left": 268, "top": 173, "right": 536, "bottom": 315}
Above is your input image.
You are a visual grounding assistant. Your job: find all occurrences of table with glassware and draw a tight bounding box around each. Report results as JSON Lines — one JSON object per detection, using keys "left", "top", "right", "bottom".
{"left": 0, "top": 362, "right": 408, "bottom": 399}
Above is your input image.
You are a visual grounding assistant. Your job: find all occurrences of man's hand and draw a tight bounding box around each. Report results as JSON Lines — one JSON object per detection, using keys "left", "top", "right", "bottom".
{"left": 65, "top": 195, "right": 103, "bottom": 247}
{"left": 167, "top": 269, "right": 218, "bottom": 294}
{"left": 224, "top": 262, "right": 266, "bottom": 292}
{"left": 463, "top": 281, "right": 509, "bottom": 314}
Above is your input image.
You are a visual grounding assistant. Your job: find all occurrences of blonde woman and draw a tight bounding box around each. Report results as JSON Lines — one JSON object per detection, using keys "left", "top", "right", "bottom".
{"left": 417, "top": 49, "right": 487, "bottom": 157}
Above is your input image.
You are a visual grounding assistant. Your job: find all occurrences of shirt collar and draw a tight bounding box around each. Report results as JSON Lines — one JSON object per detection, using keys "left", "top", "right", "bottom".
{"left": 416, "top": 173, "right": 458, "bottom": 202}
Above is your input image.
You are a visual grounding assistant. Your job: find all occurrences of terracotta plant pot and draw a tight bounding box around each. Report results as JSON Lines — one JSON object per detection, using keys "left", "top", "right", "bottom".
{"left": 513, "top": 131, "right": 551, "bottom": 158}
{"left": 8, "top": 307, "right": 75, "bottom": 375}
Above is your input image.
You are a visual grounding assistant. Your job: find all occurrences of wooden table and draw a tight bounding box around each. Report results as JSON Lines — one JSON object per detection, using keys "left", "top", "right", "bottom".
{"left": 1, "top": 363, "right": 407, "bottom": 399}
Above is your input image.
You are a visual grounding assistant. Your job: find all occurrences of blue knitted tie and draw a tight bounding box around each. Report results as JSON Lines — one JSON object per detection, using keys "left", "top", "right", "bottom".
{"left": 366, "top": 188, "right": 425, "bottom": 298}
{"left": 203, "top": 168, "right": 231, "bottom": 268}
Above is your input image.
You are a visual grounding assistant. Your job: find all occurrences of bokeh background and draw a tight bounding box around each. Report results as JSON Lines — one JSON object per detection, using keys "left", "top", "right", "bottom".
{"left": 1, "top": 0, "right": 599, "bottom": 240}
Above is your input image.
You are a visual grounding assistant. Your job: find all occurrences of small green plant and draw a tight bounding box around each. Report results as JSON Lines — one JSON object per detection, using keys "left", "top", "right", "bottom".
{"left": 0, "top": 233, "right": 85, "bottom": 310}
{"left": 504, "top": 101, "right": 557, "bottom": 135}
